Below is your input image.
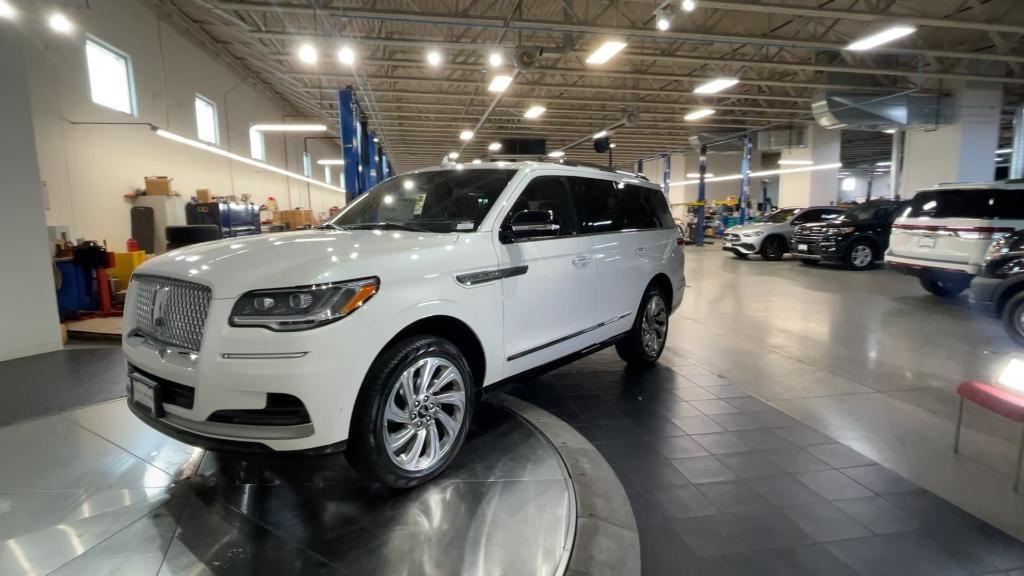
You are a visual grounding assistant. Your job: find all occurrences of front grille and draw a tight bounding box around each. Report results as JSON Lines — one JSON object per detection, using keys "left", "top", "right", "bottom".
{"left": 133, "top": 275, "right": 212, "bottom": 353}
{"left": 723, "top": 233, "right": 741, "bottom": 243}
{"left": 793, "top": 226, "right": 828, "bottom": 243}
{"left": 129, "top": 364, "right": 195, "bottom": 409}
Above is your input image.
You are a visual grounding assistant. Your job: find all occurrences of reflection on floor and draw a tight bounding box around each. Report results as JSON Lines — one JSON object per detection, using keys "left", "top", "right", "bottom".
{"left": 0, "top": 399, "right": 572, "bottom": 576}
{"left": 507, "top": 349, "right": 1024, "bottom": 576}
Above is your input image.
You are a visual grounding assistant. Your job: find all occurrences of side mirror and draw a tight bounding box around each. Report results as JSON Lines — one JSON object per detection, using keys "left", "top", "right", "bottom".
{"left": 505, "top": 210, "right": 560, "bottom": 241}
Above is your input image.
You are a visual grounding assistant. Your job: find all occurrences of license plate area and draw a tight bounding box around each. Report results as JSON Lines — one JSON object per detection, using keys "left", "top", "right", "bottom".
{"left": 917, "top": 237, "right": 936, "bottom": 249}
{"left": 797, "top": 244, "right": 808, "bottom": 252}
{"left": 130, "top": 374, "right": 164, "bottom": 418}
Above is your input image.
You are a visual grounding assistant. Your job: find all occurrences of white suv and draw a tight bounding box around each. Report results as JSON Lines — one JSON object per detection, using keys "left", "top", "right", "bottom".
{"left": 886, "top": 182, "right": 1024, "bottom": 296}
{"left": 123, "top": 161, "right": 685, "bottom": 487}
{"left": 722, "top": 206, "right": 845, "bottom": 260}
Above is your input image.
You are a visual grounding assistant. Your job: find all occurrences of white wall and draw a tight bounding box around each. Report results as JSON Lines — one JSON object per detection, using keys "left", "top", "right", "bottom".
{"left": 0, "top": 33, "right": 63, "bottom": 361}
{"left": 25, "top": 0, "right": 346, "bottom": 250}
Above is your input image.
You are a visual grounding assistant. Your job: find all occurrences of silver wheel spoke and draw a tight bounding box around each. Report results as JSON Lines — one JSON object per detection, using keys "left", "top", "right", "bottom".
{"left": 426, "top": 424, "right": 440, "bottom": 462}
{"left": 385, "top": 398, "right": 408, "bottom": 423}
{"left": 403, "top": 428, "right": 427, "bottom": 466}
{"left": 399, "top": 372, "right": 415, "bottom": 409}
{"left": 428, "top": 366, "right": 457, "bottom": 394}
{"left": 418, "top": 358, "right": 438, "bottom": 396}
{"left": 434, "top": 391, "right": 465, "bottom": 410}
{"left": 435, "top": 409, "right": 458, "bottom": 437}
{"left": 388, "top": 426, "right": 416, "bottom": 451}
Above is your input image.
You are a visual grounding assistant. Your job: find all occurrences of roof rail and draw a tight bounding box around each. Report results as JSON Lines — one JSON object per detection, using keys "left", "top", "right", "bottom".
{"left": 544, "top": 159, "right": 650, "bottom": 181}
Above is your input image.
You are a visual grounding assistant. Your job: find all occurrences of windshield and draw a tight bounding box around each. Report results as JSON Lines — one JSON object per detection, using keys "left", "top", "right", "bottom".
{"left": 839, "top": 202, "right": 895, "bottom": 223}
{"left": 327, "top": 168, "right": 517, "bottom": 233}
{"left": 762, "top": 208, "right": 801, "bottom": 224}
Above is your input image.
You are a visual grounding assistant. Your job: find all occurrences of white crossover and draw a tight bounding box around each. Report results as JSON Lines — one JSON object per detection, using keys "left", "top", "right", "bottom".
{"left": 721, "top": 206, "right": 845, "bottom": 261}
{"left": 123, "top": 161, "right": 685, "bottom": 487}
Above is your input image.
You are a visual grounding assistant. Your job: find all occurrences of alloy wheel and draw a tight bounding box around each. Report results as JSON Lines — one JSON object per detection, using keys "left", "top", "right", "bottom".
{"left": 641, "top": 295, "right": 668, "bottom": 356}
{"left": 851, "top": 244, "right": 873, "bottom": 268}
{"left": 384, "top": 357, "right": 466, "bottom": 471}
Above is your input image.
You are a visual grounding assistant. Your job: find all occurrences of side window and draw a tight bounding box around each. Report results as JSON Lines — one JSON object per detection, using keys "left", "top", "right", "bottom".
{"left": 821, "top": 210, "right": 844, "bottom": 221}
{"left": 508, "top": 176, "right": 579, "bottom": 236}
{"left": 791, "top": 210, "right": 814, "bottom": 225}
{"left": 568, "top": 177, "right": 622, "bottom": 234}
{"left": 632, "top": 185, "right": 673, "bottom": 228}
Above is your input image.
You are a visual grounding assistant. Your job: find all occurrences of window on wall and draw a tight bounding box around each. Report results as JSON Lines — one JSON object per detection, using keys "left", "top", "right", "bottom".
{"left": 85, "top": 37, "right": 135, "bottom": 115}
{"left": 194, "top": 95, "right": 218, "bottom": 144}
{"left": 250, "top": 128, "right": 265, "bottom": 160}
{"left": 324, "top": 166, "right": 332, "bottom": 184}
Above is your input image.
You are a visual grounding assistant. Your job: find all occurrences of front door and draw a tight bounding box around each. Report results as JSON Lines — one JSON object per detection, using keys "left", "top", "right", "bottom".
{"left": 497, "top": 175, "right": 597, "bottom": 373}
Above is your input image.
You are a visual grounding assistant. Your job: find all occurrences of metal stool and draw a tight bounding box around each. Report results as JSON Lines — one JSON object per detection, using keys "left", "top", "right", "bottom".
{"left": 955, "top": 381, "right": 1024, "bottom": 492}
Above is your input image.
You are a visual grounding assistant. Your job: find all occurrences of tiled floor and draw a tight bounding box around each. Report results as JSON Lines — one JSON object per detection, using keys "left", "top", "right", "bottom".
{"left": 506, "top": 349, "right": 1024, "bottom": 576}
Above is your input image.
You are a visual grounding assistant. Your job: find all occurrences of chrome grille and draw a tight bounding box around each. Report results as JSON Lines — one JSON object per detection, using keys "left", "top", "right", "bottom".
{"left": 723, "top": 233, "right": 741, "bottom": 243}
{"left": 132, "top": 275, "right": 212, "bottom": 353}
{"left": 792, "top": 226, "right": 828, "bottom": 242}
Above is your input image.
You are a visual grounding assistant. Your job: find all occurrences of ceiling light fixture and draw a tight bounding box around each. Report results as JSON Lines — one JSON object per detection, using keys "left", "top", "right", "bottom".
{"left": 548, "top": 150, "right": 565, "bottom": 158}
{"left": 297, "top": 43, "right": 318, "bottom": 64}
{"left": 48, "top": 12, "right": 74, "bottom": 33}
{"left": 883, "top": 128, "right": 898, "bottom": 134}
{"left": 488, "top": 74, "right": 513, "bottom": 92}
{"left": 693, "top": 77, "right": 739, "bottom": 94}
{"left": 778, "top": 159, "right": 814, "bottom": 165}
{"left": 427, "top": 50, "right": 443, "bottom": 66}
{"left": 655, "top": 8, "right": 674, "bottom": 31}
{"left": 488, "top": 142, "right": 502, "bottom": 151}
{"left": 488, "top": 52, "right": 503, "bottom": 67}
{"left": 586, "top": 41, "right": 628, "bottom": 64}
{"left": 317, "top": 159, "right": 345, "bottom": 165}
{"left": 524, "top": 105, "right": 546, "bottom": 119}
{"left": 592, "top": 130, "right": 608, "bottom": 139}
{"left": 337, "top": 45, "right": 356, "bottom": 65}
{"left": 997, "top": 148, "right": 1014, "bottom": 154}
{"left": 876, "top": 161, "right": 892, "bottom": 166}
{"left": 472, "top": 159, "right": 483, "bottom": 164}
{"left": 846, "top": 25, "right": 917, "bottom": 51}
{"left": 459, "top": 130, "right": 474, "bottom": 141}
{"left": 686, "top": 173, "right": 714, "bottom": 178}
{"left": 681, "top": 0, "right": 697, "bottom": 12}
{"left": 609, "top": 143, "right": 617, "bottom": 148}
{"left": 684, "top": 108, "right": 715, "bottom": 121}
{"left": 250, "top": 123, "right": 328, "bottom": 132}
{"left": 0, "top": 1, "right": 17, "bottom": 20}
{"left": 448, "top": 151, "right": 459, "bottom": 159}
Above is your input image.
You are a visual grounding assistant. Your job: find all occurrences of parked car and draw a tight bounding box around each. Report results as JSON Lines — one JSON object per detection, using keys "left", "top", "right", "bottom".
{"left": 722, "top": 206, "right": 845, "bottom": 260}
{"left": 122, "top": 161, "right": 685, "bottom": 488}
{"left": 970, "top": 230, "right": 1024, "bottom": 345}
{"left": 886, "top": 182, "right": 1024, "bottom": 296}
{"left": 792, "top": 199, "right": 907, "bottom": 270}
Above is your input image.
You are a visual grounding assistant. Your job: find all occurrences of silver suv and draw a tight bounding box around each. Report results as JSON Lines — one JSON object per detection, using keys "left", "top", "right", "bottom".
{"left": 723, "top": 207, "right": 846, "bottom": 260}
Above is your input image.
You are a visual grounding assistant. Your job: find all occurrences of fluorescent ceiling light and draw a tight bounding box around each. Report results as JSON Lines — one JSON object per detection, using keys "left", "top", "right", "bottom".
{"left": 778, "top": 159, "right": 814, "bottom": 165}
{"left": 488, "top": 52, "right": 503, "bottom": 67}
{"left": 297, "top": 43, "right": 318, "bottom": 64}
{"left": 488, "top": 142, "right": 502, "bottom": 151}
{"left": 337, "top": 45, "right": 356, "bottom": 65}
{"left": 876, "top": 161, "right": 892, "bottom": 166}
{"left": 488, "top": 75, "right": 513, "bottom": 92}
{"left": 693, "top": 77, "right": 739, "bottom": 94}
{"left": 427, "top": 50, "right": 442, "bottom": 66}
{"left": 459, "top": 130, "right": 474, "bottom": 141}
{"left": 372, "top": 137, "right": 379, "bottom": 143}
{"left": 686, "top": 173, "right": 714, "bottom": 178}
{"left": 592, "top": 130, "right": 608, "bottom": 139}
{"left": 586, "top": 41, "right": 627, "bottom": 64}
{"left": 656, "top": 9, "right": 673, "bottom": 31}
{"left": 0, "top": 1, "right": 17, "bottom": 19}
{"left": 610, "top": 143, "right": 617, "bottom": 148}
{"left": 48, "top": 12, "right": 74, "bottom": 33}
{"left": 681, "top": 0, "right": 697, "bottom": 12}
{"left": 250, "top": 124, "right": 328, "bottom": 132}
{"left": 883, "top": 128, "right": 897, "bottom": 134}
{"left": 524, "top": 106, "right": 546, "bottom": 119}
{"left": 472, "top": 159, "right": 482, "bottom": 164}
{"left": 155, "top": 128, "right": 343, "bottom": 193}
{"left": 997, "top": 148, "right": 1014, "bottom": 154}
{"left": 846, "top": 25, "right": 917, "bottom": 51}
{"left": 548, "top": 150, "right": 565, "bottom": 158}
{"left": 670, "top": 162, "right": 842, "bottom": 186}
{"left": 684, "top": 108, "right": 715, "bottom": 121}
{"left": 448, "top": 151, "right": 459, "bottom": 159}
{"left": 317, "top": 159, "right": 345, "bottom": 165}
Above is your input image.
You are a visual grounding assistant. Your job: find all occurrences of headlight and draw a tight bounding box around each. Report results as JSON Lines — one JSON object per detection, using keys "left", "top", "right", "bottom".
{"left": 741, "top": 230, "right": 764, "bottom": 237}
{"left": 230, "top": 278, "right": 379, "bottom": 331}
{"left": 826, "top": 227, "right": 856, "bottom": 235}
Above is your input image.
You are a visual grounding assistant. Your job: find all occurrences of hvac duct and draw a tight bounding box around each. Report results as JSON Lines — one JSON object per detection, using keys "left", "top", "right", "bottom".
{"left": 812, "top": 90, "right": 953, "bottom": 130}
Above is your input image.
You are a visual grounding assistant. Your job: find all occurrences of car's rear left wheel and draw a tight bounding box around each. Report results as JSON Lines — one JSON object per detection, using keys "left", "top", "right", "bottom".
{"left": 919, "top": 277, "right": 970, "bottom": 297}
{"left": 1002, "top": 292, "right": 1024, "bottom": 347}
{"left": 616, "top": 286, "right": 669, "bottom": 366}
{"left": 347, "top": 336, "right": 473, "bottom": 489}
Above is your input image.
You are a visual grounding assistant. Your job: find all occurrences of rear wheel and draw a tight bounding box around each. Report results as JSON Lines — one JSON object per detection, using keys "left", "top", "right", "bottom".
{"left": 919, "top": 277, "right": 970, "bottom": 297}
{"left": 346, "top": 336, "right": 474, "bottom": 489}
{"left": 760, "top": 236, "right": 786, "bottom": 261}
{"left": 1002, "top": 292, "right": 1024, "bottom": 347}
{"left": 844, "top": 240, "right": 876, "bottom": 271}
{"left": 616, "top": 286, "right": 669, "bottom": 366}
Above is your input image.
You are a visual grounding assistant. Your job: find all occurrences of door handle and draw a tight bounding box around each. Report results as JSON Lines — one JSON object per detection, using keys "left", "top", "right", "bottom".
{"left": 635, "top": 247, "right": 648, "bottom": 254}
{"left": 571, "top": 255, "right": 591, "bottom": 266}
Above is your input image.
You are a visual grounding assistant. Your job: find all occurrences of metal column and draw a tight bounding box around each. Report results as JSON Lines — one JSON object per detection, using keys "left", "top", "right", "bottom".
{"left": 338, "top": 88, "right": 361, "bottom": 202}
{"left": 662, "top": 154, "right": 671, "bottom": 199}
{"left": 366, "top": 131, "right": 379, "bottom": 188}
{"left": 891, "top": 128, "right": 904, "bottom": 200}
{"left": 357, "top": 118, "right": 371, "bottom": 193}
{"left": 739, "top": 136, "right": 751, "bottom": 225}
{"left": 695, "top": 145, "right": 708, "bottom": 247}
{"left": 1012, "top": 106, "right": 1024, "bottom": 180}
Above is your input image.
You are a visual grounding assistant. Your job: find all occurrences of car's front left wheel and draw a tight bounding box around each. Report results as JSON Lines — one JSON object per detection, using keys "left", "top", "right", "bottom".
{"left": 347, "top": 336, "right": 474, "bottom": 489}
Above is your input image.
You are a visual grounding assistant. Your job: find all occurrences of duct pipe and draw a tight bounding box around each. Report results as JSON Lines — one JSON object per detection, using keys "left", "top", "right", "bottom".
{"left": 739, "top": 136, "right": 751, "bottom": 224}
{"left": 891, "top": 129, "right": 904, "bottom": 199}
{"left": 1012, "top": 106, "right": 1024, "bottom": 180}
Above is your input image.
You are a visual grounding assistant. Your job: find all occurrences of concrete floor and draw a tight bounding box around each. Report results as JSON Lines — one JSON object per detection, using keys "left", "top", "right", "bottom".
{"left": 673, "top": 244, "right": 1024, "bottom": 541}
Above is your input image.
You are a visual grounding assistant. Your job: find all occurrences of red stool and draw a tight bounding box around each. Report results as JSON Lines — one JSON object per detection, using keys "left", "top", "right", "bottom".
{"left": 955, "top": 381, "right": 1024, "bottom": 492}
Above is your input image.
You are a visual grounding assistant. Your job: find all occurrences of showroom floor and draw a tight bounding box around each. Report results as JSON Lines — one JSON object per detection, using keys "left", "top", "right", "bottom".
{"left": 2, "top": 246, "right": 1024, "bottom": 575}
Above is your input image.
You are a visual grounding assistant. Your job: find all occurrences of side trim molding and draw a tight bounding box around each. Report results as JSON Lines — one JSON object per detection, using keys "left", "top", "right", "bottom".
{"left": 507, "top": 311, "right": 632, "bottom": 361}
{"left": 455, "top": 265, "right": 529, "bottom": 286}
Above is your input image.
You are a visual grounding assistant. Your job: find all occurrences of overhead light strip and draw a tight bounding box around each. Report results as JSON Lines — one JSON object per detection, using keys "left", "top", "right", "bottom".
{"left": 155, "top": 128, "right": 345, "bottom": 193}
{"left": 846, "top": 25, "right": 917, "bottom": 51}
{"left": 669, "top": 162, "right": 843, "bottom": 186}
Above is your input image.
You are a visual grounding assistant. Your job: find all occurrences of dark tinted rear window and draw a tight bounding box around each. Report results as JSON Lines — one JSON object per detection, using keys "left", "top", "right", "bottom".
{"left": 840, "top": 202, "right": 901, "bottom": 223}
{"left": 568, "top": 178, "right": 672, "bottom": 233}
{"left": 907, "top": 189, "right": 1024, "bottom": 219}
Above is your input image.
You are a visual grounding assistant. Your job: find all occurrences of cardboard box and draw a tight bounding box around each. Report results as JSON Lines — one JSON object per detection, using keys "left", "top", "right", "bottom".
{"left": 144, "top": 176, "right": 174, "bottom": 196}
{"left": 196, "top": 189, "right": 212, "bottom": 203}
{"left": 276, "top": 209, "right": 317, "bottom": 230}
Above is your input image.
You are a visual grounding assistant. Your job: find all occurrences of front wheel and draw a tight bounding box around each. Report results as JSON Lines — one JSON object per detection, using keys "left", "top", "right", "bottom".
{"left": 920, "top": 277, "right": 970, "bottom": 297}
{"left": 760, "top": 236, "right": 786, "bottom": 261}
{"left": 346, "top": 336, "right": 474, "bottom": 489}
{"left": 1002, "top": 292, "right": 1024, "bottom": 347}
{"left": 844, "top": 240, "right": 876, "bottom": 271}
{"left": 616, "top": 286, "right": 669, "bottom": 366}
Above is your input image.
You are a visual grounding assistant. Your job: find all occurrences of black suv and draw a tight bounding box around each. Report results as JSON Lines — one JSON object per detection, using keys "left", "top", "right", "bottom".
{"left": 970, "top": 230, "right": 1024, "bottom": 346}
{"left": 792, "top": 200, "right": 908, "bottom": 270}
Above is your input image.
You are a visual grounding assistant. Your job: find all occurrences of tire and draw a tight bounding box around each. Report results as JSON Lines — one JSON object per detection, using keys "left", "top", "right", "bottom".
{"left": 616, "top": 285, "right": 669, "bottom": 366}
{"left": 919, "top": 277, "right": 970, "bottom": 297}
{"left": 346, "top": 336, "right": 474, "bottom": 489}
{"left": 1002, "top": 292, "right": 1024, "bottom": 347}
{"left": 760, "top": 236, "right": 786, "bottom": 261}
{"left": 844, "top": 240, "right": 876, "bottom": 271}
{"left": 800, "top": 259, "right": 819, "bottom": 266}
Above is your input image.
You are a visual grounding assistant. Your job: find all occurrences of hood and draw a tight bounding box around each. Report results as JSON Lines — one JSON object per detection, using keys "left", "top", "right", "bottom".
{"left": 726, "top": 222, "right": 773, "bottom": 235}
{"left": 135, "top": 229, "right": 461, "bottom": 299}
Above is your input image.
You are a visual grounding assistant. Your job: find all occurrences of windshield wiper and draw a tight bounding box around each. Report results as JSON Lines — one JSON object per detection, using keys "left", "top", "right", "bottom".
{"left": 344, "top": 222, "right": 432, "bottom": 232}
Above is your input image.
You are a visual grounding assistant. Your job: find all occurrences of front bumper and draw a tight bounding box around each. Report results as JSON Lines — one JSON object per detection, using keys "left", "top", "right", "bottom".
{"left": 721, "top": 234, "right": 761, "bottom": 255}
{"left": 791, "top": 238, "right": 843, "bottom": 263}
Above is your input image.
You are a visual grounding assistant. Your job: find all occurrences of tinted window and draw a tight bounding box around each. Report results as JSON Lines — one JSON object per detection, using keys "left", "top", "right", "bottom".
{"left": 330, "top": 169, "right": 515, "bottom": 232}
{"left": 762, "top": 208, "right": 800, "bottom": 223}
{"left": 568, "top": 178, "right": 670, "bottom": 233}
{"left": 631, "top": 185, "right": 674, "bottom": 229}
{"left": 840, "top": 202, "right": 898, "bottom": 223}
{"left": 508, "top": 176, "right": 579, "bottom": 236}
{"left": 907, "top": 189, "right": 1024, "bottom": 219}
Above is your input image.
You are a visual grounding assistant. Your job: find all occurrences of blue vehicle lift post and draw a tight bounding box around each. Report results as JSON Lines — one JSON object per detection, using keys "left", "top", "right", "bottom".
{"left": 338, "top": 88, "right": 361, "bottom": 202}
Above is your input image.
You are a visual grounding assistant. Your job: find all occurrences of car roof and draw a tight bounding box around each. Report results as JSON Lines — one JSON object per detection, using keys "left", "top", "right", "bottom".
{"left": 924, "top": 180, "right": 1024, "bottom": 191}
{"left": 407, "top": 160, "right": 657, "bottom": 188}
